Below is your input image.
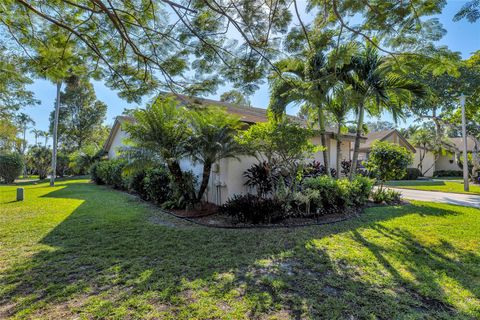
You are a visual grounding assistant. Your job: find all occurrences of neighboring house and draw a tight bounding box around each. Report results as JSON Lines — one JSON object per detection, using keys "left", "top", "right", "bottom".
{"left": 103, "top": 95, "right": 366, "bottom": 204}
{"left": 358, "top": 129, "right": 477, "bottom": 177}
{"left": 357, "top": 129, "right": 436, "bottom": 177}
{"left": 436, "top": 137, "right": 476, "bottom": 172}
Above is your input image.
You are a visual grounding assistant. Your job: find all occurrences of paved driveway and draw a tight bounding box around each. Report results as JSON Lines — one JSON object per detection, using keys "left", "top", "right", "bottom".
{"left": 387, "top": 187, "right": 480, "bottom": 209}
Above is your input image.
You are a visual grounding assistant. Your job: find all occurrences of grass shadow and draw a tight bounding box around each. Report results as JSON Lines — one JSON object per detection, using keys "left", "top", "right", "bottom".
{"left": 0, "top": 180, "right": 478, "bottom": 319}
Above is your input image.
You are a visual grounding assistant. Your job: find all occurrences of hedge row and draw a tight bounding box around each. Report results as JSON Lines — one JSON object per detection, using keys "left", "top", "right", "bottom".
{"left": 90, "top": 160, "right": 178, "bottom": 207}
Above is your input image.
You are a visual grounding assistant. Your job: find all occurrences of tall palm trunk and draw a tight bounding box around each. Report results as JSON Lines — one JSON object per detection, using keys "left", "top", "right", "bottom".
{"left": 336, "top": 124, "right": 342, "bottom": 179}
{"left": 50, "top": 81, "right": 61, "bottom": 187}
{"left": 197, "top": 161, "right": 212, "bottom": 202}
{"left": 350, "top": 101, "right": 365, "bottom": 180}
{"left": 318, "top": 107, "right": 330, "bottom": 176}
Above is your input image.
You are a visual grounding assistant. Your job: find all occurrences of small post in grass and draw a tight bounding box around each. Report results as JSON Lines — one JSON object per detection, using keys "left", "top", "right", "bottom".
{"left": 16, "top": 188, "right": 24, "bottom": 201}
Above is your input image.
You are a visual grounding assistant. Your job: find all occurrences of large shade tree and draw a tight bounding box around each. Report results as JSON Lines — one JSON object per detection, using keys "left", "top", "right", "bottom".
{"left": 0, "top": 0, "right": 454, "bottom": 101}
{"left": 49, "top": 76, "right": 107, "bottom": 152}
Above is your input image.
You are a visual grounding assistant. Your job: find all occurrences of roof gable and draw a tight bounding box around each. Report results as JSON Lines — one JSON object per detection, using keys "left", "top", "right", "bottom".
{"left": 361, "top": 129, "right": 416, "bottom": 153}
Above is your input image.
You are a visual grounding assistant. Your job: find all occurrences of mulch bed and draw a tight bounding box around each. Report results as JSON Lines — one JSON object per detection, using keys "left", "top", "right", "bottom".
{"left": 170, "top": 202, "right": 219, "bottom": 218}
{"left": 162, "top": 200, "right": 409, "bottom": 229}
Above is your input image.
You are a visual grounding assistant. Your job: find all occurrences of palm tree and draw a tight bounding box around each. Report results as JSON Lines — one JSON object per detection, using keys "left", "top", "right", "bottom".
{"left": 348, "top": 45, "right": 425, "bottom": 178}
{"left": 411, "top": 128, "right": 435, "bottom": 175}
{"left": 15, "top": 113, "right": 35, "bottom": 155}
{"left": 39, "top": 130, "right": 50, "bottom": 147}
{"left": 30, "top": 128, "right": 42, "bottom": 145}
{"left": 187, "top": 107, "right": 243, "bottom": 202}
{"left": 326, "top": 87, "right": 355, "bottom": 178}
{"left": 124, "top": 97, "right": 194, "bottom": 203}
{"left": 269, "top": 52, "right": 336, "bottom": 175}
{"left": 124, "top": 97, "right": 244, "bottom": 205}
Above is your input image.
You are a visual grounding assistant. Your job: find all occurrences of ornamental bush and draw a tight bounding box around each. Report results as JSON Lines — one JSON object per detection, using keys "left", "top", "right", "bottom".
{"left": 26, "top": 146, "right": 51, "bottom": 179}
{"left": 402, "top": 168, "right": 422, "bottom": 180}
{"left": 302, "top": 175, "right": 373, "bottom": 215}
{"left": 433, "top": 170, "right": 463, "bottom": 177}
{"left": 143, "top": 167, "right": 173, "bottom": 205}
{"left": 219, "top": 194, "right": 286, "bottom": 224}
{"left": 93, "top": 159, "right": 127, "bottom": 189}
{"left": 365, "top": 141, "right": 413, "bottom": 188}
{"left": 0, "top": 152, "right": 23, "bottom": 183}
{"left": 302, "top": 175, "right": 347, "bottom": 214}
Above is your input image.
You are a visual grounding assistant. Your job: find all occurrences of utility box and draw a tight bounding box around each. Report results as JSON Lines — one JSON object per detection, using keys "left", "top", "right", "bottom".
{"left": 16, "top": 188, "right": 24, "bottom": 201}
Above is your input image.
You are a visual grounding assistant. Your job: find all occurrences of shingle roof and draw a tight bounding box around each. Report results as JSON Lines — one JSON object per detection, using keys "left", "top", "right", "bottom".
{"left": 360, "top": 129, "right": 416, "bottom": 153}
{"left": 104, "top": 94, "right": 365, "bottom": 152}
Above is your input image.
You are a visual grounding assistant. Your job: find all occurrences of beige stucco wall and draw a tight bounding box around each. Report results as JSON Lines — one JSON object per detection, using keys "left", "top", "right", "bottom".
{"left": 311, "top": 137, "right": 351, "bottom": 170}
{"left": 436, "top": 153, "right": 461, "bottom": 171}
{"left": 108, "top": 127, "right": 129, "bottom": 159}
{"left": 411, "top": 148, "right": 435, "bottom": 177}
{"left": 106, "top": 127, "right": 351, "bottom": 204}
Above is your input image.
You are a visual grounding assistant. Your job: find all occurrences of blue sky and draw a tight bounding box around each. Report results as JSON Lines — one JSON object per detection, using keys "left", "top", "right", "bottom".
{"left": 22, "top": 1, "right": 480, "bottom": 144}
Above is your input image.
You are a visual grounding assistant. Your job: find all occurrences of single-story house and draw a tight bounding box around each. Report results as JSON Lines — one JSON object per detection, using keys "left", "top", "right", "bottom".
{"left": 356, "top": 129, "right": 435, "bottom": 177}
{"left": 103, "top": 95, "right": 366, "bottom": 204}
{"left": 435, "top": 137, "right": 476, "bottom": 172}
{"left": 358, "top": 129, "right": 477, "bottom": 177}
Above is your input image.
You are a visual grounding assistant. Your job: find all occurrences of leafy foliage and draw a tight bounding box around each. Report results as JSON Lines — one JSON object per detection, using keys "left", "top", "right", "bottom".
{"left": 220, "top": 90, "right": 250, "bottom": 107}
{"left": 49, "top": 76, "right": 107, "bottom": 152}
{"left": 142, "top": 168, "right": 174, "bottom": 205}
{"left": 365, "top": 141, "right": 413, "bottom": 186}
{"left": 302, "top": 160, "right": 337, "bottom": 179}
{"left": 403, "top": 168, "right": 422, "bottom": 180}
{"left": 371, "top": 188, "right": 402, "bottom": 204}
{"left": 0, "top": 152, "right": 23, "bottom": 183}
{"left": 243, "top": 161, "right": 281, "bottom": 198}
{"left": 94, "top": 159, "right": 127, "bottom": 189}
{"left": 433, "top": 170, "right": 463, "bottom": 178}
{"left": 219, "top": 194, "right": 287, "bottom": 224}
{"left": 238, "top": 115, "right": 317, "bottom": 175}
{"left": 26, "top": 146, "right": 51, "bottom": 180}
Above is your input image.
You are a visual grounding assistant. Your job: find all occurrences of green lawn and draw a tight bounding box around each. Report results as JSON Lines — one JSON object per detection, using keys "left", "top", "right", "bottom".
{"left": 1, "top": 178, "right": 479, "bottom": 319}
{"left": 385, "top": 179, "right": 480, "bottom": 195}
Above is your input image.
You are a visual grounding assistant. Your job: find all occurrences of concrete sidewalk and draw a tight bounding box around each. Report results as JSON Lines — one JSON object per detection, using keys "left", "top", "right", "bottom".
{"left": 387, "top": 187, "right": 480, "bottom": 209}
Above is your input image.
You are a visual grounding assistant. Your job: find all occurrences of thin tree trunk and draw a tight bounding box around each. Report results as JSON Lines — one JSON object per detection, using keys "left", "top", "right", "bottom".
{"left": 167, "top": 160, "right": 192, "bottom": 204}
{"left": 317, "top": 107, "right": 330, "bottom": 176}
{"left": 197, "top": 161, "right": 212, "bottom": 202}
{"left": 22, "top": 127, "right": 27, "bottom": 177}
{"left": 50, "top": 81, "right": 61, "bottom": 187}
{"left": 336, "top": 124, "right": 342, "bottom": 179}
{"left": 350, "top": 101, "right": 365, "bottom": 180}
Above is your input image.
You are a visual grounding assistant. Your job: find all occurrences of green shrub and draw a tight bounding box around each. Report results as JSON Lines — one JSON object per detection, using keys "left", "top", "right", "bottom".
{"left": 0, "top": 152, "right": 23, "bottom": 183}
{"left": 371, "top": 188, "right": 402, "bottom": 204}
{"left": 27, "top": 146, "right": 51, "bottom": 179}
{"left": 219, "top": 194, "right": 286, "bottom": 224}
{"left": 365, "top": 141, "right": 413, "bottom": 186}
{"left": 402, "top": 168, "right": 422, "bottom": 180}
{"left": 56, "top": 153, "right": 70, "bottom": 177}
{"left": 93, "top": 159, "right": 127, "bottom": 189}
{"left": 90, "top": 162, "right": 103, "bottom": 184}
{"left": 143, "top": 167, "right": 173, "bottom": 204}
{"left": 346, "top": 176, "right": 375, "bottom": 206}
{"left": 128, "top": 169, "right": 148, "bottom": 198}
{"left": 433, "top": 170, "right": 463, "bottom": 177}
{"left": 301, "top": 175, "right": 374, "bottom": 215}
{"left": 302, "top": 176, "right": 348, "bottom": 214}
